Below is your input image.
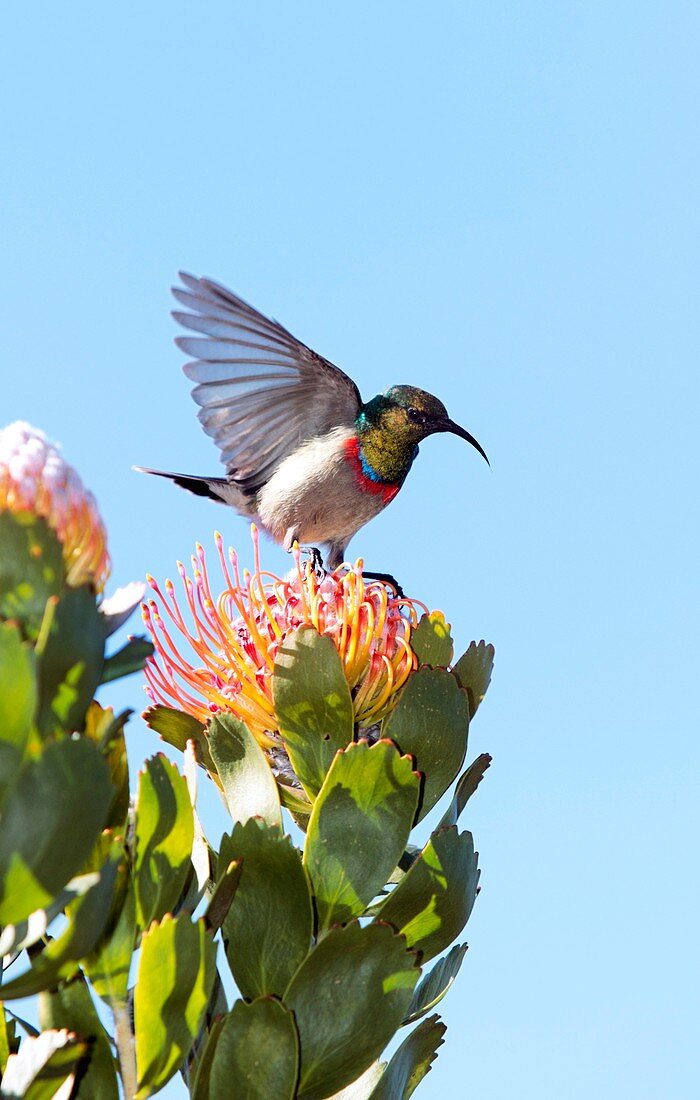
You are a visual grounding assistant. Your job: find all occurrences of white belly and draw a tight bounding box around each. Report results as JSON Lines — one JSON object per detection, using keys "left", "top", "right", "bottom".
{"left": 256, "top": 427, "right": 387, "bottom": 548}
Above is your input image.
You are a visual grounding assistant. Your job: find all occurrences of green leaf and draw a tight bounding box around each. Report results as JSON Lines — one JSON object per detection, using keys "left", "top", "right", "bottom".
{"left": 221, "top": 819, "right": 312, "bottom": 999}
{"left": 284, "top": 921, "right": 419, "bottom": 1100}
{"left": 327, "top": 1062, "right": 387, "bottom": 1099}
{"left": 0, "top": 511, "right": 65, "bottom": 639}
{"left": 277, "top": 781, "right": 312, "bottom": 816}
{"left": 410, "top": 612, "right": 453, "bottom": 668}
{"left": 0, "top": 620, "right": 36, "bottom": 796}
{"left": 84, "top": 699, "right": 131, "bottom": 753}
{"left": 304, "top": 739, "right": 420, "bottom": 929}
{"left": 438, "top": 754, "right": 492, "bottom": 829}
{"left": 403, "top": 943, "right": 468, "bottom": 1025}
{"left": 134, "top": 914, "right": 217, "bottom": 1098}
{"left": 203, "top": 858, "right": 242, "bottom": 934}
{"left": 0, "top": 737, "right": 112, "bottom": 925}
{"left": 206, "top": 998, "right": 299, "bottom": 1100}
{"left": 273, "top": 625, "right": 354, "bottom": 797}
{"left": 84, "top": 702, "right": 131, "bottom": 831}
{"left": 144, "top": 705, "right": 216, "bottom": 776}
{"left": 382, "top": 668, "right": 469, "bottom": 822}
{"left": 0, "top": 1003, "right": 15, "bottom": 1075}
{"left": 0, "top": 841, "right": 121, "bottom": 999}
{"left": 451, "top": 640, "right": 495, "bottom": 719}
{"left": 208, "top": 712, "right": 282, "bottom": 829}
{"left": 101, "top": 635, "right": 154, "bottom": 684}
{"left": 133, "top": 753, "right": 194, "bottom": 929}
{"left": 186, "top": 966, "right": 228, "bottom": 1093}
{"left": 83, "top": 870, "right": 136, "bottom": 1004}
{"left": 0, "top": 871, "right": 101, "bottom": 959}
{"left": 374, "top": 827, "right": 480, "bottom": 963}
{"left": 0, "top": 1029, "right": 88, "bottom": 1100}
{"left": 190, "top": 1016, "right": 226, "bottom": 1100}
{"left": 39, "top": 972, "right": 119, "bottom": 1100}
{"left": 369, "top": 1015, "right": 446, "bottom": 1099}
{"left": 36, "top": 584, "right": 105, "bottom": 736}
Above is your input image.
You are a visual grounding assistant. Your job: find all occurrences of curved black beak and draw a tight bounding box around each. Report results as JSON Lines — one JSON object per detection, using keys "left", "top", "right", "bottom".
{"left": 436, "top": 418, "right": 490, "bottom": 466}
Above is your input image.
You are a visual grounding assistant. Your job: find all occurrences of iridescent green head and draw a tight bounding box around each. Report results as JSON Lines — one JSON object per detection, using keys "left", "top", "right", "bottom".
{"left": 356, "top": 385, "right": 489, "bottom": 484}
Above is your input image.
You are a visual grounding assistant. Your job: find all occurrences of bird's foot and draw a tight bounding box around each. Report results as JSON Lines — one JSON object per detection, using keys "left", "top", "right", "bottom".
{"left": 299, "top": 545, "right": 327, "bottom": 581}
{"left": 361, "top": 570, "right": 405, "bottom": 598}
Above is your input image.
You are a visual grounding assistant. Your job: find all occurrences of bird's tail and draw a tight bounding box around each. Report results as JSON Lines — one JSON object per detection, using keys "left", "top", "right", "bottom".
{"left": 134, "top": 466, "right": 235, "bottom": 505}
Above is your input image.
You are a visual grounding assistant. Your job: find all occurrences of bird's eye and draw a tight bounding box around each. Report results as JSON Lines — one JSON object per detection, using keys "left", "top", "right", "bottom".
{"left": 407, "top": 407, "right": 426, "bottom": 423}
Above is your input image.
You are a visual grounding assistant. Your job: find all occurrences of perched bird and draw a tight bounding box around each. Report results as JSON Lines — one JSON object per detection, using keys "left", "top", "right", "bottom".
{"left": 138, "top": 272, "right": 488, "bottom": 570}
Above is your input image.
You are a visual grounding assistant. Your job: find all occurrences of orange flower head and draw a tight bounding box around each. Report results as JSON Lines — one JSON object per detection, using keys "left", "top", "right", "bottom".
{"left": 0, "top": 421, "right": 110, "bottom": 591}
{"left": 142, "top": 526, "right": 426, "bottom": 747}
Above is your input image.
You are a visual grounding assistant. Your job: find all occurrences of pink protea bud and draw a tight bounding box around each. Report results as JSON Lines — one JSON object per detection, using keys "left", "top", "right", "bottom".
{"left": 143, "top": 526, "right": 428, "bottom": 747}
{"left": 0, "top": 421, "right": 110, "bottom": 591}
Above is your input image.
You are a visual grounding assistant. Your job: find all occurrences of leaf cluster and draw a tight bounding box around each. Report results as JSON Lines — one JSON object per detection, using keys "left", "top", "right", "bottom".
{"left": 0, "top": 514, "right": 494, "bottom": 1099}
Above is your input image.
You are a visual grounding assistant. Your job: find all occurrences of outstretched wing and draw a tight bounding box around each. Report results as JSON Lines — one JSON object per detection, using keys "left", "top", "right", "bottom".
{"left": 172, "top": 273, "right": 362, "bottom": 494}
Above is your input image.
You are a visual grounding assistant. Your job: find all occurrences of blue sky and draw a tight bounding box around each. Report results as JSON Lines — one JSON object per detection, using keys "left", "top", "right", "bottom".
{"left": 3, "top": 3, "right": 699, "bottom": 1096}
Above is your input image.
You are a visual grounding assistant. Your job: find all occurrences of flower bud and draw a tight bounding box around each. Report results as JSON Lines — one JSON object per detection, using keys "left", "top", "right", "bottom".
{"left": 0, "top": 421, "right": 110, "bottom": 591}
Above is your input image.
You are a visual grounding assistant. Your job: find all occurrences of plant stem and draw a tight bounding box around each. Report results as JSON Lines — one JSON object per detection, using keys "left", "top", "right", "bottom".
{"left": 113, "top": 998, "right": 137, "bottom": 1099}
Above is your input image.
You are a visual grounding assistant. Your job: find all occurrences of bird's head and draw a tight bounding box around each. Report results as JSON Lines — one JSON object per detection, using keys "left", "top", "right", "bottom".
{"left": 360, "top": 385, "right": 489, "bottom": 465}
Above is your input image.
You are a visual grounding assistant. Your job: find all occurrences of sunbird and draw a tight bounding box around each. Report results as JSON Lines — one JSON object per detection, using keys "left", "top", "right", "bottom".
{"left": 139, "top": 272, "right": 488, "bottom": 570}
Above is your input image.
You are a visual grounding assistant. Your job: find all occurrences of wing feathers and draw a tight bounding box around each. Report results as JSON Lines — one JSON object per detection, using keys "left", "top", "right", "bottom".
{"left": 183, "top": 359, "right": 295, "bottom": 384}
{"left": 173, "top": 272, "right": 361, "bottom": 491}
{"left": 192, "top": 382, "right": 310, "bottom": 412}
{"left": 173, "top": 312, "right": 293, "bottom": 351}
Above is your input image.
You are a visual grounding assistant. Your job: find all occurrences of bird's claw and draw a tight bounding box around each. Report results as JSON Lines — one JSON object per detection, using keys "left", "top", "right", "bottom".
{"left": 300, "top": 545, "right": 326, "bottom": 580}
{"left": 362, "top": 571, "right": 405, "bottom": 598}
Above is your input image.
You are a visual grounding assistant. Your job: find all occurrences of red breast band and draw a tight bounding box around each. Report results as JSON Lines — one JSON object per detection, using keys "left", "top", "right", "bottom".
{"left": 343, "top": 438, "right": 400, "bottom": 504}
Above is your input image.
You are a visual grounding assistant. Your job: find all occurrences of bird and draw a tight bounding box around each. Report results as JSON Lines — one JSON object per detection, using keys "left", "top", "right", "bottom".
{"left": 138, "top": 272, "right": 489, "bottom": 574}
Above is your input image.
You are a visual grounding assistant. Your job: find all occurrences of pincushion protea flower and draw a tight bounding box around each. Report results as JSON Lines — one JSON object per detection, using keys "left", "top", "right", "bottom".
{"left": 0, "top": 421, "right": 110, "bottom": 591}
{"left": 142, "top": 526, "right": 426, "bottom": 747}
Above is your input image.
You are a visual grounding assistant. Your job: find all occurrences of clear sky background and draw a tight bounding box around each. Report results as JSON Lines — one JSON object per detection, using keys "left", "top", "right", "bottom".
{"left": 3, "top": 3, "right": 699, "bottom": 1097}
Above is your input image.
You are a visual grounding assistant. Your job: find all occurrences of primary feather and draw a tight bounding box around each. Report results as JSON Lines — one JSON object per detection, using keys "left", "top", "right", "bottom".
{"left": 172, "top": 272, "right": 362, "bottom": 496}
